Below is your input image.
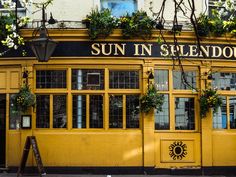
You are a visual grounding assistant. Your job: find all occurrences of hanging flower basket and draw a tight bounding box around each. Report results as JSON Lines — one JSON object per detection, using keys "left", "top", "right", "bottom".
{"left": 140, "top": 84, "right": 164, "bottom": 114}
{"left": 199, "top": 88, "right": 222, "bottom": 118}
{"left": 12, "top": 84, "right": 36, "bottom": 114}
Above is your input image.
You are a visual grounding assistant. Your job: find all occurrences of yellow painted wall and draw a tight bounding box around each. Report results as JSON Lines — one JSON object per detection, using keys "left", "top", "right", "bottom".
{"left": 8, "top": 131, "right": 142, "bottom": 167}
{"left": 212, "top": 131, "right": 236, "bottom": 166}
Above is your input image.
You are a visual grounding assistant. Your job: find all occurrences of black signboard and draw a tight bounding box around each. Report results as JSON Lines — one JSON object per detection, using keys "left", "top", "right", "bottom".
{"left": 17, "top": 136, "right": 45, "bottom": 177}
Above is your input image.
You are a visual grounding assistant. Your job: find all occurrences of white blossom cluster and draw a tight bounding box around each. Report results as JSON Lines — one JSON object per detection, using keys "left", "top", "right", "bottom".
{"left": 0, "top": 0, "right": 30, "bottom": 56}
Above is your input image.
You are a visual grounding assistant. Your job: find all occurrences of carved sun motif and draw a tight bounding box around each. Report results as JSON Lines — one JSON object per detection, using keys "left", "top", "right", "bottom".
{"left": 169, "top": 141, "right": 187, "bottom": 160}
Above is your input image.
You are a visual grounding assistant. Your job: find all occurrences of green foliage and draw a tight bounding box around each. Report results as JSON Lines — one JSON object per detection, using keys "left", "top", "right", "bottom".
{"left": 86, "top": 9, "right": 118, "bottom": 40}
{"left": 140, "top": 84, "right": 164, "bottom": 114}
{"left": 12, "top": 84, "right": 36, "bottom": 114}
{"left": 199, "top": 88, "right": 222, "bottom": 118}
{"left": 196, "top": 0, "right": 236, "bottom": 37}
{"left": 120, "top": 11, "right": 156, "bottom": 39}
{"left": 0, "top": 14, "right": 14, "bottom": 39}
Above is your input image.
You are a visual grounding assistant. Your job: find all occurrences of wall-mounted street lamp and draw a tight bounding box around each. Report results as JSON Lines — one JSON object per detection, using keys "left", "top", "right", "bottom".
{"left": 31, "top": 5, "right": 57, "bottom": 62}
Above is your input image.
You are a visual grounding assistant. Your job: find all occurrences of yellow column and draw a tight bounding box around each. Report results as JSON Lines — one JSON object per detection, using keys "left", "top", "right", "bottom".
{"left": 200, "top": 64, "right": 213, "bottom": 167}
{"left": 142, "top": 60, "right": 155, "bottom": 167}
{"left": 20, "top": 65, "right": 34, "bottom": 166}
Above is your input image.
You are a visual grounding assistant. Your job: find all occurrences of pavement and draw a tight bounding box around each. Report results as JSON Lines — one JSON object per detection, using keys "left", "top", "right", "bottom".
{"left": 0, "top": 173, "right": 231, "bottom": 177}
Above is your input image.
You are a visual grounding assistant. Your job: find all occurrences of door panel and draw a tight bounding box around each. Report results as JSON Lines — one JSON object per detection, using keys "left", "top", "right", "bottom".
{"left": 0, "top": 94, "right": 6, "bottom": 167}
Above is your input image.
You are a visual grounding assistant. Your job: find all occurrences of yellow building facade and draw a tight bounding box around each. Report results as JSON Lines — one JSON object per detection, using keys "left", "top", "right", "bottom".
{"left": 1, "top": 29, "right": 236, "bottom": 174}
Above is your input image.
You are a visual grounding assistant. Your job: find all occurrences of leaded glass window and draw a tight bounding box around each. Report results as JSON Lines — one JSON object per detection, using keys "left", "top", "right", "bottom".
{"left": 109, "top": 95, "right": 123, "bottom": 128}
{"left": 36, "top": 95, "right": 50, "bottom": 128}
{"left": 36, "top": 70, "right": 66, "bottom": 88}
{"left": 9, "top": 94, "right": 21, "bottom": 129}
{"left": 72, "top": 69, "right": 104, "bottom": 90}
{"left": 155, "top": 94, "right": 169, "bottom": 130}
{"left": 173, "top": 71, "right": 196, "bottom": 90}
{"left": 229, "top": 96, "right": 236, "bottom": 129}
{"left": 90, "top": 95, "right": 103, "bottom": 128}
{"left": 213, "top": 96, "right": 227, "bottom": 129}
{"left": 126, "top": 95, "right": 139, "bottom": 128}
{"left": 73, "top": 95, "right": 86, "bottom": 128}
{"left": 53, "top": 95, "right": 67, "bottom": 128}
{"left": 154, "top": 70, "right": 168, "bottom": 91}
{"left": 109, "top": 70, "right": 139, "bottom": 89}
{"left": 212, "top": 72, "right": 236, "bottom": 91}
{"left": 175, "top": 97, "right": 195, "bottom": 130}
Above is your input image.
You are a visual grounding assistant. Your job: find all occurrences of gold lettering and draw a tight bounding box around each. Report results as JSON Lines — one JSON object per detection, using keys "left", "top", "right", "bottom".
{"left": 134, "top": 44, "right": 140, "bottom": 56}
{"left": 160, "top": 44, "right": 169, "bottom": 57}
{"left": 222, "top": 46, "right": 233, "bottom": 58}
{"left": 189, "top": 45, "right": 198, "bottom": 57}
{"left": 212, "top": 46, "right": 222, "bottom": 58}
{"left": 101, "top": 43, "right": 112, "bottom": 56}
{"left": 199, "top": 45, "right": 210, "bottom": 57}
{"left": 114, "top": 43, "right": 126, "bottom": 55}
{"left": 141, "top": 44, "right": 153, "bottom": 56}
{"left": 91, "top": 43, "right": 100, "bottom": 55}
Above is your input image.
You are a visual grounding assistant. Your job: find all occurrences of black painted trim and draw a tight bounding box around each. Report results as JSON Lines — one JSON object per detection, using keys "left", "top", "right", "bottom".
{"left": 8, "top": 166, "right": 236, "bottom": 175}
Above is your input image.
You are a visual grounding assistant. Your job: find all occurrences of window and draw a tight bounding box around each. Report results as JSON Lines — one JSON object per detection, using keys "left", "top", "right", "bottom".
{"left": 36, "top": 95, "right": 50, "bottom": 128}
{"left": 212, "top": 71, "right": 236, "bottom": 129}
{"left": 212, "top": 72, "right": 236, "bottom": 91}
{"left": 73, "top": 95, "right": 86, "bottom": 128}
{"left": 53, "top": 95, "right": 67, "bottom": 128}
{"left": 154, "top": 70, "right": 168, "bottom": 91}
{"left": 100, "top": 0, "right": 137, "bottom": 17}
{"left": 213, "top": 96, "right": 227, "bottom": 129}
{"left": 109, "top": 95, "right": 123, "bottom": 128}
{"left": 90, "top": 95, "right": 103, "bottom": 128}
{"left": 155, "top": 95, "right": 169, "bottom": 130}
{"left": 36, "top": 95, "right": 67, "bottom": 128}
{"left": 175, "top": 97, "right": 195, "bottom": 130}
{"left": 109, "top": 70, "right": 139, "bottom": 89}
{"left": 154, "top": 69, "right": 197, "bottom": 131}
{"left": 72, "top": 69, "right": 104, "bottom": 90}
{"left": 36, "top": 70, "right": 67, "bottom": 88}
{"left": 173, "top": 71, "right": 196, "bottom": 90}
{"left": 126, "top": 95, "right": 139, "bottom": 128}
{"left": 9, "top": 94, "right": 21, "bottom": 129}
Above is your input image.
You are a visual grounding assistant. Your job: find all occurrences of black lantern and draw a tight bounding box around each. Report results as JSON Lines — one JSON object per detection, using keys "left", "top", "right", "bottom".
{"left": 31, "top": 5, "right": 57, "bottom": 62}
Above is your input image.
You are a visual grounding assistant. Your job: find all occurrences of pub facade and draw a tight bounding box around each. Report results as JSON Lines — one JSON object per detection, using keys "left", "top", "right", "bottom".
{"left": 0, "top": 28, "right": 235, "bottom": 174}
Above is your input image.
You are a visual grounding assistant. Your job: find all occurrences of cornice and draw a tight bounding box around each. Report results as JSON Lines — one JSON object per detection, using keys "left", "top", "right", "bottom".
{"left": 20, "top": 28, "right": 236, "bottom": 44}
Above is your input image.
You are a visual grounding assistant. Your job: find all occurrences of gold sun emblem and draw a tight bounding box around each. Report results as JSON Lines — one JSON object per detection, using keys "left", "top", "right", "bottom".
{"left": 169, "top": 141, "right": 187, "bottom": 160}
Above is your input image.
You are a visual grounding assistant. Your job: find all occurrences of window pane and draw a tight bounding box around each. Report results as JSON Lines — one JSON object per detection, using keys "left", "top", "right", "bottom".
{"left": 212, "top": 72, "right": 236, "bottom": 91}
{"left": 109, "top": 70, "right": 139, "bottom": 89}
{"left": 36, "top": 70, "right": 66, "bottom": 88}
{"left": 53, "top": 95, "right": 67, "bottom": 128}
{"left": 213, "top": 96, "right": 227, "bottom": 129}
{"left": 9, "top": 94, "right": 21, "bottom": 130}
{"left": 126, "top": 95, "right": 139, "bottom": 128}
{"left": 101, "top": 0, "right": 137, "bottom": 17}
{"left": 90, "top": 95, "right": 103, "bottom": 128}
{"left": 229, "top": 96, "right": 236, "bottom": 129}
{"left": 173, "top": 71, "right": 196, "bottom": 90}
{"left": 154, "top": 70, "right": 168, "bottom": 91}
{"left": 73, "top": 95, "right": 86, "bottom": 128}
{"left": 72, "top": 69, "right": 104, "bottom": 90}
{"left": 155, "top": 95, "right": 169, "bottom": 130}
{"left": 175, "top": 97, "right": 195, "bottom": 130}
{"left": 109, "top": 95, "right": 123, "bottom": 128}
{"left": 36, "top": 95, "right": 50, "bottom": 128}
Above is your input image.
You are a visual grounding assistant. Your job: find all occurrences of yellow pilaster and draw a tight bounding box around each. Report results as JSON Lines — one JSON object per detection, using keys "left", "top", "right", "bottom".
{"left": 200, "top": 64, "right": 213, "bottom": 167}
{"left": 142, "top": 60, "right": 155, "bottom": 167}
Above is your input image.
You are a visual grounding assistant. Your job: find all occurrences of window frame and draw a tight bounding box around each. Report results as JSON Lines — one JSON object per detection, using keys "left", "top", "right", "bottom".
{"left": 154, "top": 67, "right": 199, "bottom": 132}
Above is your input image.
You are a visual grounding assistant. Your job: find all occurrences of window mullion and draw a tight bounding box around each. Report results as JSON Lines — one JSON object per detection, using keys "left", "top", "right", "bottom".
{"left": 86, "top": 94, "right": 90, "bottom": 129}
{"left": 50, "top": 94, "right": 53, "bottom": 129}
{"left": 123, "top": 95, "right": 126, "bottom": 129}
{"left": 227, "top": 96, "right": 230, "bottom": 129}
